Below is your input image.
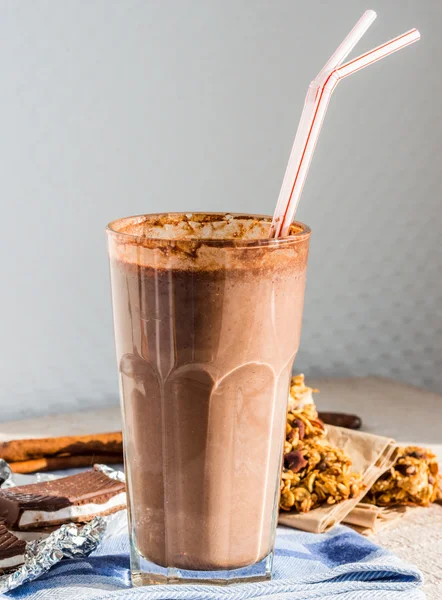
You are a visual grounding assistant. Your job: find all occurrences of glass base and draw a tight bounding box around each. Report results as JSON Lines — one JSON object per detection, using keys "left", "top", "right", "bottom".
{"left": 130, "top": 544, "right": 274, "bottom": 586}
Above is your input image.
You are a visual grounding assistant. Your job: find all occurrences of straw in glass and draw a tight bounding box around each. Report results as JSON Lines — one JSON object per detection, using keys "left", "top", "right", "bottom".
{"left": 270, "top": 15, "right": 420, "bottom": 238}
{"left": 271, "top": 10, "right": 377, "bottom": 240}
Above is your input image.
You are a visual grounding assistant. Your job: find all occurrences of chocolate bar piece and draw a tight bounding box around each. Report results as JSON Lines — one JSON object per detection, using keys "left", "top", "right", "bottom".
{"left": 0, "top": 468, "right": 126, "bottom": 530}
{"left": 10, "top": 526, "right": 59, "bottom": 541}
{"left": 0, "top": 521, "right": 26, "bottom": 573}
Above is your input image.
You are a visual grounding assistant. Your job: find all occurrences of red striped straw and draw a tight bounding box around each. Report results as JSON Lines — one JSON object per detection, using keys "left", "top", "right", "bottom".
{"left": 270, "top": 13, "right": 420, "bottom": 238}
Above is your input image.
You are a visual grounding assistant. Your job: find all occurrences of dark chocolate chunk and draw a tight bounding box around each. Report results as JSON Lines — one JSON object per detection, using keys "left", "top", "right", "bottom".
{"left": 284, "top": 450, "right": 308, "bottom": 473}
{"left": 395, "top": 463, "right": 416, "bottom": 476}
{"left": 406, "top": 450, "right": 427, "bottom": 460}
{"left": 0, "top": 521, "right": 26, "bottom": 562}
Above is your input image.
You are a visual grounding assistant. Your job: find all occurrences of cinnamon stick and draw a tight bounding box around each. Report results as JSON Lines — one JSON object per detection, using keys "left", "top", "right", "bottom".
{"left": 0, "top": 432, "right": 123, "bottom": 463}
{"left": 9, "top": 453, "right": 123, "bottom": 474}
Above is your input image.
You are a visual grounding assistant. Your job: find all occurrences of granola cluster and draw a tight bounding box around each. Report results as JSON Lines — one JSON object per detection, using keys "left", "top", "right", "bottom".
{"left": 280, "top": 375, "right": 442, "bottom": 514}
{"left": 364, "top": 446, "right": 442, "bottom": 507}
{"left": 280, "top": 375, "right": 362, "bottom": 513}
{"left": 288, "top": 373, "right": 318, "bottom": 411}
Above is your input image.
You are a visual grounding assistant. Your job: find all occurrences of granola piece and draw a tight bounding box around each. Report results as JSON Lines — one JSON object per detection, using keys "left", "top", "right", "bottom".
{"left": 364, "top": 445, "right": 441, "bottom": 507}
{"left": 280, "top": 436, "right": 362, "bottom": 512}
{"left": 286, "top": 396, "right": 326, "bottom": 446}
{"left": 288, "top": 374, "right": 319, "bottom": 411}
{"left": 281, "top": 375, "right": 362, "bottom": 513}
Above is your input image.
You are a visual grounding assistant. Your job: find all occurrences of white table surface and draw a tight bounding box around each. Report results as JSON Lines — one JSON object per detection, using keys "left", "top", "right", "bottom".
{"left": 1, "top": 376, "right": 441, "bottom": 598}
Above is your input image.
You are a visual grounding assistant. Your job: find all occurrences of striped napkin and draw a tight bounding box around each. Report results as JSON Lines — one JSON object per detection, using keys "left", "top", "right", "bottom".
{"left": 3, "top": 525, "right": 424, "bottom": 600}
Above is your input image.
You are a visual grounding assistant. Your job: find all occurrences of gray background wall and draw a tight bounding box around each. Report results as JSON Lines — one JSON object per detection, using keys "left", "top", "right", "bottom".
{"left": 0, "top": 1, "right": 440, "bottom": 421}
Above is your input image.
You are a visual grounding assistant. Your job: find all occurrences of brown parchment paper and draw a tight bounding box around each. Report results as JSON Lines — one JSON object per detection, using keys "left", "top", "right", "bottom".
{"left": 278, "top": 425, "right": 397, "bottom": 533}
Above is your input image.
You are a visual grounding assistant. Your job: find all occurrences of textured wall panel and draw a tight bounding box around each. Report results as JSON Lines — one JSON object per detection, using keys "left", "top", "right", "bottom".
{"left": 0, "top": 1, "right": 440, "bottom": 419}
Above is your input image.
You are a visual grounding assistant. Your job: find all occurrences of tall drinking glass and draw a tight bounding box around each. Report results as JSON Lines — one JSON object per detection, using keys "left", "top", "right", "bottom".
{"left": 106, "top": 213, "right": 311, "bottom": 585}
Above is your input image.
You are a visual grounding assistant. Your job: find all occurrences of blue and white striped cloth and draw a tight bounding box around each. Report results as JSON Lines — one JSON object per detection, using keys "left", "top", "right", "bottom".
{"left": 3, "top": 525, "right": 424, "bottom": 600}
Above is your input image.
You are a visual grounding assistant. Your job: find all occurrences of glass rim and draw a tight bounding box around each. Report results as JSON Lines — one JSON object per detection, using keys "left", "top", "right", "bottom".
{"left": 106, "top": 212, "right": 311, "bottom": 248}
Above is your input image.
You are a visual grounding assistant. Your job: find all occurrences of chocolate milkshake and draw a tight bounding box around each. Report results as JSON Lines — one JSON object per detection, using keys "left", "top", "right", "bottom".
{"left": 107, "top": 213, "right": 310, "bottom": 584}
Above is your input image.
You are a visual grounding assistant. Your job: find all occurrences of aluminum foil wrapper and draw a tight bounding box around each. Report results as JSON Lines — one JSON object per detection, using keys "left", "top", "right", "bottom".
{"left": 95, "top": 463, "right": 125, "bottom": 483}
{"left": 0, "top": 459, "right": 12, "bottom": 487}
{"left": 0, "top": 518, "right": 106, "bottom": 593}
{"left": 0, "top": 463, "right": 127, "bottom": 593}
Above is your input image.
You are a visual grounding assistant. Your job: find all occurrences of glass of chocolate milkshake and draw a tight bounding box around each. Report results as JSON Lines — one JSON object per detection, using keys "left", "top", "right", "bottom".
{"left": 107, "top": 213, "right": 310, "bottom": 585}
